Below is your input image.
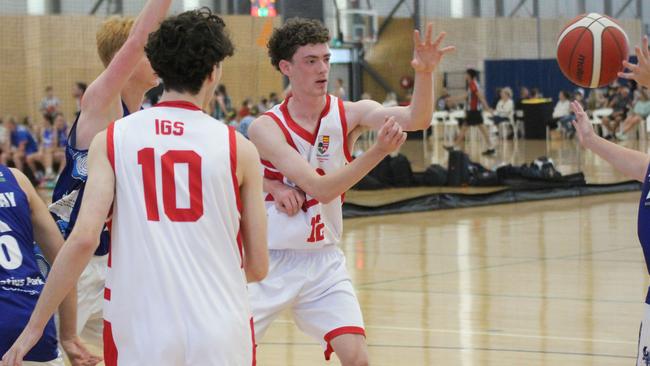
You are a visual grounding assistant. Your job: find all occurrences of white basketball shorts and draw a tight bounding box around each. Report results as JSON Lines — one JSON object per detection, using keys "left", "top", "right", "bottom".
{"left": 77, "top": 255, "right": 107, "bottom": 347}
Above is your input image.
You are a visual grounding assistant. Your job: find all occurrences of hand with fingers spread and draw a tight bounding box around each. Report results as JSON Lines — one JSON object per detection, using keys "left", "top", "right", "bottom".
{"left": 411, "top": 23, "right": 456, "bottom": 74}
{"left": 570, "top": 100, "right": 597, "bottom": 148}
{"left": 60, "top": 335, "right": 103, "bottom": 366}
{"left": 618, "top": 35, "right": 650, "bottom": 88}
{"left": 373, "top": 116, "right": 407, "bottom": 154}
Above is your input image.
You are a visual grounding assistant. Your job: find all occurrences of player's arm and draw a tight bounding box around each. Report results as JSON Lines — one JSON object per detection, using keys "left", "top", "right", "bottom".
{"left": 347, "top": 24, "right": 455, "bottom": 132}
{"left": 619, "top": 35, "right": 650, "bottom": 87}
{"left": 1, "top": 133, "right": 114, "bottom": 366}
{"left": 249, "top": 115, "right": 406, "bottom": 204}
{"left": 236, "top": 133, "right": 269, "bottom": 283}
{"left": 76, "top": 0, "right": 172, "bottom": 149}
{"left": 571, "top": 101, "right": 650, "bottom": 182}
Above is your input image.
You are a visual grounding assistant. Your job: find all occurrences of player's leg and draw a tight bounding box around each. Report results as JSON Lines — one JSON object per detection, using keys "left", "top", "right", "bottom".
{"left": 452, "top": 124, "right": 469, "bottom": 147}
{"left": 292, "top": 248, "right": 367, "bottom": 364}
{"left": 249, "top": 249, "right": 303, "bottom": 340}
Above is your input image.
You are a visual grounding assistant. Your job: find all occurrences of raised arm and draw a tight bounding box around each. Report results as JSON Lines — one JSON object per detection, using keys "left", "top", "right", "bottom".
{"left": 236, "top": 133, "right": 269, "bottom": 283}
{"left": 76, "top": 0, "right": 172, "bottom": 149}
{"left": 571, "top": 101, "right": 650, "bottom": 182}
{"left": 2, "top": 134, "right": 115, "bottom": 366}
{"left": 348, "top": 24, "right": 455, "bottom": 132}
{"left": 249, "top": 115, "right": 406, "bottom": 204}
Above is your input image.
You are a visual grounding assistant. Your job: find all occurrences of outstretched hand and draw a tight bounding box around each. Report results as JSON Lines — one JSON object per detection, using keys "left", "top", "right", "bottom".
{"left": 411, "top": 23, "right": 456, "bottom": 73}
{"left": 570, "top": 101, "right": 597, "bottom": 148}
{"left": 618, "top": 35, "right": 650, "bottom": 88}
{"left": 61, "top": 336, "right": 103, "bottom": 366}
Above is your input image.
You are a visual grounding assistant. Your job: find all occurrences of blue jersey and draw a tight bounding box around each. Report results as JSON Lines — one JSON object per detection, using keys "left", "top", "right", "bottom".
{"left": 41, "top": 128, "right": 54, "bottom": 148}
{"left": 639, "top": 164, "right": 650, "bottom": 304}
{"left": 10, "top": 126, "right": 38, "bottom": 155}
{"left": 0, "top": 165, "right": 59, "bottom": 362}
{"left": 50, "top": 101, "right": 133, "bottom": 256}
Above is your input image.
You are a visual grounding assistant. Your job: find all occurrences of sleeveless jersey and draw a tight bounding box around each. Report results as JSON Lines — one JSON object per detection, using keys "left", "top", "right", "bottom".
{"left": 50, "top": 101, "right": 132, "bottom": 256}
{"left": 638, "top": 164, "right": 650, "bottom": 304}
{"left": 0, "top": 165, "right": 59, "bottom": 362}
{"left": 102, "top": 101, "right": 253, "bottom": 365}
{"left": 262, "top": 94, "right": 353, "bottom": 250}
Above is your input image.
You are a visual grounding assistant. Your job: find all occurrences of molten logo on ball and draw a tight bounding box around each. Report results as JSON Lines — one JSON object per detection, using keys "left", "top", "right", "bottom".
{"left": 557, "top": 13, "right": 629, "bottom": 88}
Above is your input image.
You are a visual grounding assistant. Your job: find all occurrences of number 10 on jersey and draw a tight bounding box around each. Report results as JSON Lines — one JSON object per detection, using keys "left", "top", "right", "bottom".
{"left": 137, "top": 148, "right": 204, "bottom": 222}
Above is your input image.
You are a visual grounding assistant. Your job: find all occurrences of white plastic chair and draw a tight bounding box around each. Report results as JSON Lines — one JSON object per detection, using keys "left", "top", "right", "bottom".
{"left": 591, "top": 108, "right": 613, "bottom": 136}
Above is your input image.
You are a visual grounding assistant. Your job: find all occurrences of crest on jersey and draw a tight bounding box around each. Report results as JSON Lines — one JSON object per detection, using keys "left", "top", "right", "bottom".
{"left": 318, "top": 135, "right": 330, "bottom": 155}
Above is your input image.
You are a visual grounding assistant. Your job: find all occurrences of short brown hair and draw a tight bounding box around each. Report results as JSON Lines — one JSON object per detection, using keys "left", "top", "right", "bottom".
{"left": 267, "top": 18, "right": 330, "bottom": 71}
{"left": 96, "top": 16, "right": 134, "bottom": 67}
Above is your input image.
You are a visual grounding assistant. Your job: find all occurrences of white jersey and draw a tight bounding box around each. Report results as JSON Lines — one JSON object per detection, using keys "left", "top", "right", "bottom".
{"left": 262, "top": 94, "right": 353, "bottom": 250}
{"left": 103, "top": 101, "right": 253, "bottom": 366}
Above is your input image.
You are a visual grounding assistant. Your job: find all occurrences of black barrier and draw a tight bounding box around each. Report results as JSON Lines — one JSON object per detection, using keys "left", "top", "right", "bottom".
{"left": 342, "top": 181, "right": 641, "bottom": 218}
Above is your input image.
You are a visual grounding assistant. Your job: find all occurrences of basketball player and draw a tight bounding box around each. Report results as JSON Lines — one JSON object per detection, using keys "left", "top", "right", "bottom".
{"left": 0, "top": 165, "right": 100, "bottom": 366}
{"left": 247, "top": 18, "right": 453, "bottom": 365}
{"left": 48, "top": 0, "right": 171, "bottom": 348}
{"left": 2, "top": 8, "right": 267, "bottom": 366}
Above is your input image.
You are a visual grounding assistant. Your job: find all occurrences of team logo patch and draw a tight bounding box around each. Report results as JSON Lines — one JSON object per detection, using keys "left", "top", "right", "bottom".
{"left": 318, "top": 135, "right": 330, "bottom": 155}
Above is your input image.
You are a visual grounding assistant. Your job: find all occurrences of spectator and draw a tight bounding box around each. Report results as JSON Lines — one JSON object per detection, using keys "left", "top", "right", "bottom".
{"left": 0, "top": 116, "right": 39, "bottom": 175}
{"left": 586, "top": 88, "right": 608, "bottom": 111}
{"left": 238, "top": 105, "right": 259, "bottom": 139}
{"left": 238, "top": 98, "right": 252, "bottom": 120}
{"left": 550, "top": 90, "right": 572, "bottom": 130}
{"left": 490, "top": 87, "right": 514, "bottom": 125}
{"left": 531, "top": 87, "right": 543, "bottom": 99}
{"left": 269, "top": 91, "right": 280, "bottom": 106}
{"left": 257, "top": 97, "right": 269, "bottom": 113}
{"left": 39, "top": 86, "right": 61, "bottom": 123}
{"left": 333, "top": 78, "right": 347, "bottom": 100}
{"left": 515, "top": 86, "right": 530, "bottom": 111}
{"left": 602, "top": 85, "right": 632, "bottom": 138}
{"left": 618, "top": 88, "right": 650, "bottom": 140}
{"left": 435, "top": 89, "right": 451, "bottom": 111}
{"left": 210, "top": 84, "right": 232, "bottom": 120}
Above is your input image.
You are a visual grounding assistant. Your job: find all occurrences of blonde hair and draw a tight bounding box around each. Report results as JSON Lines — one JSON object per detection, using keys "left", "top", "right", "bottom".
{"left": 96, "top": 16, "right": 135, "bottom": 67}
{"left": 501, "top": 87, "right": 513, "bottom": 98}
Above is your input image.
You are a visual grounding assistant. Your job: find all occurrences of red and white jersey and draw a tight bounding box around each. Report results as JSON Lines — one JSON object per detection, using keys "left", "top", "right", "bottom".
{"left": 103, "top": 101, "right": 253, "bottom": 366}
{"left": 263, "top": 94, "right": 353, "bottom": 250}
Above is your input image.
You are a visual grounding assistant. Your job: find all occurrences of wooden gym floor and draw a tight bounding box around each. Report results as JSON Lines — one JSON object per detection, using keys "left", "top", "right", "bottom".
{"left": 51, "top": 136, "right": 648, "bottom": 365}
{"left": 257, "top": 137, "right": 649, "bottom": 365}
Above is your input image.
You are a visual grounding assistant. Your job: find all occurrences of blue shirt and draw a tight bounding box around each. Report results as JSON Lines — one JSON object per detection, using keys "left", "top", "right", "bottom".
{"left": 10, "top": 127, "right": 38, "bottom": 155}
{"left": 0, "top": 165, "right": 59, "bottom": 362}
{"left": 50, "top": 101, "right": 133, "bottom": 256}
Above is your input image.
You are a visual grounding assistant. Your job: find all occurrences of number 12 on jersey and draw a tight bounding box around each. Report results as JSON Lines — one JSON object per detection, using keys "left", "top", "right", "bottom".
{"left": 137, "top": 148, "right": 204, "bottom": 222}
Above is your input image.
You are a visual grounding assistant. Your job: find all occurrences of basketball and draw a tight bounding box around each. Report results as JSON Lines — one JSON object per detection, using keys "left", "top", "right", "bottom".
{"left": 556, "top": 13, "right": 629, "bottom": 88}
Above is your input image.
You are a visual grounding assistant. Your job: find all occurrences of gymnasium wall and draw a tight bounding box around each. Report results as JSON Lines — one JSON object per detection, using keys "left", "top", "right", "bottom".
{"left": 362, "top": 17, "right": 643, "bottom": 102}
{"left": 0, "top": 15, "right": 283, "bottom": 121}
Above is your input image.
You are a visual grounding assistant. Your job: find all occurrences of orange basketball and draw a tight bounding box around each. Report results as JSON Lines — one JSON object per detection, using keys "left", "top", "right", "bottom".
{"left": 556, "top": 13, "right": 629, "bottom": 88}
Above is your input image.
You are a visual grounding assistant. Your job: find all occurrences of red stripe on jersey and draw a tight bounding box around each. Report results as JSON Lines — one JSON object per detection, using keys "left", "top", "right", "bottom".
{"left": 301, "top": 198, "right": 319, "bottom": 212}
{"left": 154, "top": 100, "right": 201, "bottom": 111}
{"left": 338, "top": 98, "right": 354, "bottom": 163}
{"left": 228, "top": 127, "right": 244, "bottom": 266}
{"left": 265, "top": 194, "right": 274, "bottom": 202}
{"left": 104, "top": 287, "right": 111, "bottom": 300}
{"left": 260, "top": 159, "right": 275, "bottom": 169}
{"left": 106, "top": 219, "right": 113, "bottom": 268}
{"left": 107, "top": 121, "right": 115, "bottom": 172}
{"left": 279, "top": 95, "right": 331, "bottom": 145}
{"left": 263, "top": 112, "right": 298, "bottom": 151}
{"left": 250, "top": 317, "right": 257, "bottom": 366}
{"left": 323, "top": 326, "right": 366, "bottom": 361}
{"left": 264, "top": 169, "right": 283, "bottom": 181}
{"left": 103, "top": 320, "right": 118, "bottom": 366}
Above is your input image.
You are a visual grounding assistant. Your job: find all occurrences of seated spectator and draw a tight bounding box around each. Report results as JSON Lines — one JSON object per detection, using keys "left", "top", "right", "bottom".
{"left": 586, "top": 88, "right": 608, "bottom": 111}
{"left": 490, "top": 87, "right": 514, "bottom": 125}
{"left": 257, "top": 97, "right": 269, "bottom": 113}
{"left": 618, "top": 88, "right": 650, "bottom": 140}
{"left": 238, "top": 106, "right": 259, "bottom": 139}
{"left": 238, "top": 98, "right": 252, "bottom": 120}
{"left": 39, "top": 86, "right": 61, "bottom": 123}
{"left": 601, "top": 85, "right": 632, "bottom": 138}
{"left": 531, "top": 87, "right": 543, "bottom": 99}
{"left": 515, "top": 86, "right": 530, "bottom": 111}
{"left": 550, "top": 90, "right": 572, "bottom": 130}
{"left": 0, "top": 116, "right": 38, "bottom": 175}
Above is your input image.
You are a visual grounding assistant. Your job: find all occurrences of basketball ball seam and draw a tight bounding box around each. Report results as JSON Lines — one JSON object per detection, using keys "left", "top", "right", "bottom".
{"left": 566, "top": 19, "right": 599, "bottom": 77}
{"left": 603, "top": 27, "right": 626, "bottom": 72}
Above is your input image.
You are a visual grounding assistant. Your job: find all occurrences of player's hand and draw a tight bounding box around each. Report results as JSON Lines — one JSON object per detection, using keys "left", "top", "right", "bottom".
{"left": 273, "top": 184, "right": 306, "bottom": 217}
{"left": 570, "top": 101, "right": 597, "bottom": 148}
{"left": 60, "top": 335, "right": 103, "bottom": 366}
{"left": 618, "top": 35, "right": 650, "bottom": 88}
{"left": 1, "top": 326, "right": 42, "bottom": 366}
{"left": 374, "top": 116, "right": 407, "bottom": 154}
{"left": 411, "top": 23, "right": 455, "bottom": 74}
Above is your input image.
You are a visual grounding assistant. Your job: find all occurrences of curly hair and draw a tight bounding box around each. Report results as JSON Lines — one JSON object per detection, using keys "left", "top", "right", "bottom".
{"left": 145, "top": 8, "right": 234, "bottom": 95}
{"left": 267, "top": 18, "right": 330, "bottom": 71}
